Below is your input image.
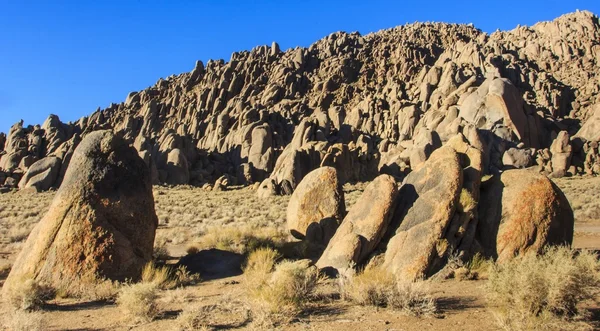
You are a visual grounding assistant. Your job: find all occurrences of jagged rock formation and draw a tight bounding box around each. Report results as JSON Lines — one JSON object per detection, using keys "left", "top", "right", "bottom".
{"left": 1, "top": 11, "right": 600, "bottom": 192}
{"left": 2, "top": 131, "right": 157, "bottom": 296}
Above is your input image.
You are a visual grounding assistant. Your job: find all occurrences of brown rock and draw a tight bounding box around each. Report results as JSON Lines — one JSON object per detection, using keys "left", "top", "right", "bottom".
{"left": 2, "top": 131, "right": 157, "bottom": 296}
{"left": 477, "top": 169, "right": 574, "bottom": 263}
{"left": 316, "top": 174, "right": 398, "bottom": 274}
{"left": 286, "top": 167, "right": 345, "bottom": 245}
{"left": 383, "top": 146, "right": 463, "bottom": 280}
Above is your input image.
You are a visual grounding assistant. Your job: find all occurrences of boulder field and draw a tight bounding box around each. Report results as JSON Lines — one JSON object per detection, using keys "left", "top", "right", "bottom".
{"left": 1, "top": 11, "right": 600, "bottom": 193}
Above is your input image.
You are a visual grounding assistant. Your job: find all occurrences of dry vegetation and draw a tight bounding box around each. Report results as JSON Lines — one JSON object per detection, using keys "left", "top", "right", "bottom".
{"left": 486, "top": 247, "right": 600, "bottom": 330}
{"left": 0, "top": 181, "right": 598, "bottom": 330}
{"left": 339, "top": 264, "right": 437, "bottom": 316}
{"left": 242, "top": 247, "right": 326, "bottom": 327}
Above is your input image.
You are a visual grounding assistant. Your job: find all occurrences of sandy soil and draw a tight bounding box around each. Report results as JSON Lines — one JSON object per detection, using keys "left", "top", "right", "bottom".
{"left": 0, "top": 176, "right": 598, "bottom": 330}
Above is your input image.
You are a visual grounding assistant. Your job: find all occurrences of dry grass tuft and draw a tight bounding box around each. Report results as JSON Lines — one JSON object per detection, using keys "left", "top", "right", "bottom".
{"left": 2, "top": 309, "right": 46, "bottom": 331}
{"left": 339, "top": 265, "right": 437, "bottom": 316}
{"left": 116, "top": 282, "right": 159, "bottom": 324}
{"left": 141, "top": 263, "right": 200, "bottom": 290}
{"left": 4, "top": 278, "right": 53, "bottom": 311}
{"left": 242, "top": 248, "right": 325, "bottom": 327}
{"left": 486, "top": 246, "right": 600, "bottom": 330}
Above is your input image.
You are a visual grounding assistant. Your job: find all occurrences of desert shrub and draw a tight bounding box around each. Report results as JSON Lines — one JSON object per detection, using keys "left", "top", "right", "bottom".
{"left": 457, "top": 188, "right": 477, "bottom": 213}
{"left": 141, "top": 263, "right": 175, "bottom": 289}
{"left": 340, "top": 265, "right": 437, "bottom": 316}
{"left": 51, "top": 275, "right": 119, "bottom": 301}
{"left": 2, "top": 309, "right": 45, "bottom": 331}
{"left": 243, "top": 249, "right": 324, "bottom": 326}
{"left": 141, "top": 263, "right": 200, "bottom": 290}
{"left": 116, "top": 282, "right": 159, "bottom": 323}
{"left": 4, "top": 278, "right": 53, "bottom": 310}
{"left": 486, "top": 246, "right": 600, "bottom": 330}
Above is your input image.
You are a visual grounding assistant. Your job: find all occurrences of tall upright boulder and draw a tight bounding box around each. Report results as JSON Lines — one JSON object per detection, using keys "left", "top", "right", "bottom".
{"left": 477, "top": 169, "right": 574, "bottom": 263}
{"left": 316, "top": 175, "right": 398, "bottom": 274}
{"left": 383, "top": 146, "right": 463, "bottom": 280}
{"left": 2, "top": 131, "right": 158, "bottom": 296}
{"left": 286, "top": 167, "right": 345, "bottom": 245}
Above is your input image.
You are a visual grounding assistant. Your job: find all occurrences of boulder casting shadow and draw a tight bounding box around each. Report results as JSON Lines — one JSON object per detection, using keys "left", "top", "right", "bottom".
{"left": 177, "top": 249, "right": 244, "bottom": 280}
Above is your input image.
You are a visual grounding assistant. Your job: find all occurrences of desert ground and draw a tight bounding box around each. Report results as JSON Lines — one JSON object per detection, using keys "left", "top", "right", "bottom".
{"left": 0, "top": 176, "right": 598, "bottom": 331}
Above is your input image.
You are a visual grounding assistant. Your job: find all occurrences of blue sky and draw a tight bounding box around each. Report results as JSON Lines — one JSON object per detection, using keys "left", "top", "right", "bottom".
{"left": 1, "top": 1, "right": 599, "bottom": 134}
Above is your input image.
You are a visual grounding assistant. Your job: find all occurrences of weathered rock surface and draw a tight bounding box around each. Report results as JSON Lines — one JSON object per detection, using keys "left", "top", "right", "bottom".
{"left": 17, "top": 156, "right": 62, "bottom": 191}
{"left": 477, "top": 169, "right": 574, "bottom": 263}
{"left": 286, "top": 167, "right": 345, "bottom": 245}
{"left": 383, "top": 146, "right": 463, "bottom": 280}
{"left": 2, "top": 131, "right": 158, "bottom": 296}
{"left": 316, "top": 174, "right": 398, "bottom": 274}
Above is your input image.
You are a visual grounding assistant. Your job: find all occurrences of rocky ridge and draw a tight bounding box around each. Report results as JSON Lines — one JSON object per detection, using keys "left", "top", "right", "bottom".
{"left": 1, "top": 11, "right": 600, "bottom": 193}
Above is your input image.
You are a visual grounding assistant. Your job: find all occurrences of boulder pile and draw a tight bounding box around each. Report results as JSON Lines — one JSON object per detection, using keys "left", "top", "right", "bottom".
{"left": 299, "top": 155, "right": 573, "bottom": 279}
{"left": 1, "top": 11, "right": 599, "bottom": 193}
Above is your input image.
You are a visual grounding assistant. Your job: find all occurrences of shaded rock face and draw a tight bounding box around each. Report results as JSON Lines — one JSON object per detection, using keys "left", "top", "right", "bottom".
{"left": 2, "top": 131, "right": 157, "bottom": 296}
{"left": 549, "top": 131, "right": 572, "bottom": 178}
{"left": 383, "top": 147, "right": 463, "bottom": 280}
{"left": 316, "top": 174, "right": 398, "bottom": 274}
{"left": 477, "top": 169, "right": 574, "bottom": 263}
{"left": 459, "top": 78, "right": 541, "bottom": 148}
{"left": 166, "top": 148, "right": 189, "bottom": 185}
{"left": 18, "top": 156, "right": 62, "bottom": 192}
{"left": 286, "top": 167, "right": 345, "bottom": 245}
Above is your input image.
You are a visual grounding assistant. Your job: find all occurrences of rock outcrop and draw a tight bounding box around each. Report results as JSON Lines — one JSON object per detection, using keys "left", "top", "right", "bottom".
{"left": 383, "top": 146, "right": 463, "bottom": 280}
{"left": 17, "top": 156, "right": 62, "bottom": 191}
{"left": 2, "top": 11, "right": 600, "bottom": 192}
{"left": 2, "top": 131, "right": 158, "bottom": 296}
{"left": 286, "top": 167, "right": 345, "bottom": 245}
{"left": 316, "top": 174, "right": 398, "bottom": 274}
{"left": 477, "top": 169, "right": 574, "bottom": 263}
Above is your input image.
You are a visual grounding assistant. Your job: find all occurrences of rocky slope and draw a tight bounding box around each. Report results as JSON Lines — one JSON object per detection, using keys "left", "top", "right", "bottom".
{"left": 1, "top": 10, "right": 599, "bottom": 193}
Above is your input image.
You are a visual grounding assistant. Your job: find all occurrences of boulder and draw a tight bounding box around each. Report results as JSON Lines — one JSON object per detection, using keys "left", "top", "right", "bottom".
{"left": 2, "top": 131, "right": 157, "bottom": 297}
{"left": 166, "top": 148, "right": 189, "bottom": 185}
{"left": 257, "top": 178, "right": 278, "bottom": 198}
{"left": 316, "top": 175, "right": 398, "bottom": 274}
{"left": 477, "top": 169, "right": 574, "bottom": 263}
{"left": 18, "top": 157, "right": 62, "bottom": 191}
{"left": 459, "top": 78, "right": 540, "bottom": 148}
{"left": 575, "top": 104, "right": 600, "bottom": 141}
{"left": 502, "top": 147, "right": 533, "bottom": 169}
{"left": 383, "top": 146, "right": 463, "bottom": 280}
{"left": 549, "top": 131, "right": 572, "bottom": 178}
{"left": 286, "top": 167, "right": 345, "bottom": 245}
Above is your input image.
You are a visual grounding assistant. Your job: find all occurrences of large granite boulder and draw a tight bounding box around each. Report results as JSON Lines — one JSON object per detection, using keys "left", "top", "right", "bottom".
{"left": 166, "top": 148, "right": 190, "bottom": 185}
{"left": 316, "top": 174, "right": 398, "bottom": 274}
{"left": 477, "top": 169, "right": 574, "bottom": 263}
{"left": 2, "top": 131, "right": 158, "bottom": 297}
{"left": 286, "top": 167, "right": 345, "bottom": 245}
{"left": 383, "top": 146, "right": 463, "bottom": 280}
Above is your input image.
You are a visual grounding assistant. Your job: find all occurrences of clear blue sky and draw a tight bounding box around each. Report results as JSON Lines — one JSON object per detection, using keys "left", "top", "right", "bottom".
{"left": 1, "top": 1, "right": 598, "bottom": 134}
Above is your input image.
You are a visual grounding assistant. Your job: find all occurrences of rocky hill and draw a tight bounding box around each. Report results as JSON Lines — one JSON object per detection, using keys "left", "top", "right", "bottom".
{"left": 1, "top": 10, "right": 600, "bottom": 193}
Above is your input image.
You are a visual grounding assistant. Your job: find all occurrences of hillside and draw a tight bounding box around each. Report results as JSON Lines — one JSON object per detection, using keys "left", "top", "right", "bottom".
{"left": 1, "top": 10, "right": 600, "bottom": 192}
